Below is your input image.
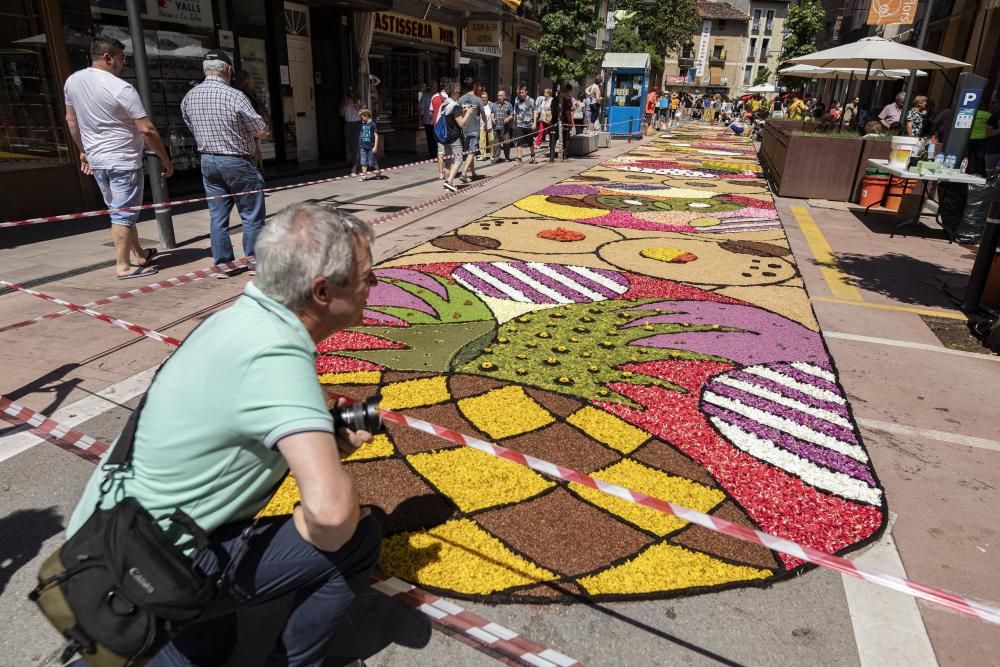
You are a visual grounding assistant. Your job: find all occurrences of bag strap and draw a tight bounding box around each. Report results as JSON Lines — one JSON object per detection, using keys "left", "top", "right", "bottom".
{"left": 104, "top": 392, "right": 148, "bottom": 468}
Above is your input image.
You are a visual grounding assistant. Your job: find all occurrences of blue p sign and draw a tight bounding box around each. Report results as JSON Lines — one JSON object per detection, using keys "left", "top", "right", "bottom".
{"left": 959, "top": 89, "right": 980, "bottom": 111}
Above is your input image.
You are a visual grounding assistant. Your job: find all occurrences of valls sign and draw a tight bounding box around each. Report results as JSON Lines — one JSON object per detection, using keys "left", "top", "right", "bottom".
{"left": 373, "top": 11, "right": 458, "bottom": 48}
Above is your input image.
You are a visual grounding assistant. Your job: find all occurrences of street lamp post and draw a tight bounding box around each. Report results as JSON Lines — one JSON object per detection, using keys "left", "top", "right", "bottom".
{"left": 125, "top": 0, "right": 176, "bottom": 249}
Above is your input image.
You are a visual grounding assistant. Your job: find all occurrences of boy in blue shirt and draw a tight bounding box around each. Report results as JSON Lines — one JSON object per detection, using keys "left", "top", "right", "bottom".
{"left": 358, "top": 108, "right": 383, "bottom": 181}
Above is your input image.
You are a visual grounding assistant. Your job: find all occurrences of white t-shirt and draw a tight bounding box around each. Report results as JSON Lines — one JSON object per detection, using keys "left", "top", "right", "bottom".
{"left": 483, "top": 103, "right": 494, "bottom": 130}
{"left": 64, "top": 67, "right": 148, "bottom": 169}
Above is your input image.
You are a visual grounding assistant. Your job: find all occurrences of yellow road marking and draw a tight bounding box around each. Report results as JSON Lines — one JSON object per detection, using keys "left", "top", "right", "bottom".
{"left": 789, "top": 205, "right": 865, "bottom": 302}
{"left": 811, "top": 296, "right": 967, "bottom": 320}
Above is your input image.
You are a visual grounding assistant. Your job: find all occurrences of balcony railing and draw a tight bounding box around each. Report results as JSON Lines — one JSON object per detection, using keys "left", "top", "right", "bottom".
{"left": 751, "top": 23, "right": 760, "bottom": 33}
{"left": 709, "top": 55, "right": 727, "bottom": 65}
{"left": 759, "top": 53, "right": 769, "bottom": 62}
{"left": 747, "top": 50, "right": 756, "bottom": 59}
{"left": 678, "top": 56, "right": 695, "bottom": 66}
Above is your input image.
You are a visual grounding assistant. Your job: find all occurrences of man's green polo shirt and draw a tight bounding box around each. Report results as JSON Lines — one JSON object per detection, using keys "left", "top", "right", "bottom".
{"left": 67, "top": 283, "right": 334, "bottom": 550}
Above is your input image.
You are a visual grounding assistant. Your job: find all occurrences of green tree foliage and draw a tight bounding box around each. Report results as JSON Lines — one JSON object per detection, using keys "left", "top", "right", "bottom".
{"left": 609, "top": 15, "right": 661, "bottom": 74}
{"left": 753, "top": 67, "right": 772, "bottom": 86}
{"left": 532, "top": 0, "right": 605, "bottom": 85}
{"left": 777, "top": 0, "right": 826, "bottom": 89}
{"left": 617, "top": 0, "right": 700, "bottom": 58}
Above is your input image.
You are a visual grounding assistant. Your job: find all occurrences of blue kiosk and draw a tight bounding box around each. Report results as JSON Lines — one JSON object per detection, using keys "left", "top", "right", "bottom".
{"left": 603, "top": 52, "right": 651, "bottom": 138}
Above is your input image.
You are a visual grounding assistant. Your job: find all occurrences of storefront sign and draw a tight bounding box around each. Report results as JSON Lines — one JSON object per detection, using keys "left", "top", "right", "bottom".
{"left": 93, "top": 0, "right": 213, "bottom": 29}
{"left": 465, "top": 20, "right": 500, "bottom": 47}
{"left": 518, "top": 34, "right": 537, "bottom": 52}
{"left": 666, "top": 75, "right": 687, "bottom": 85}
{"left": 866, "top": 0, "right": 919, "bottom": 25}
{"left": 462, "top": 29, "right": 501, "bottom": 58}
{"left": 695, "top": 20, "right": 711, "bottom": 78}
{"left": 373, "top": 11, "right": 458, "bottom": 48}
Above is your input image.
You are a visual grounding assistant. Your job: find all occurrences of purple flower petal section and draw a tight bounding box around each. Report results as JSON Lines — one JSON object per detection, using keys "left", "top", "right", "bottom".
{"left": 375, "top": 268, "right": 449, "bottom": 300}
{"left": 622, "top": 300, "right": 826, "bottom": 365}
{"left": 366, "top": 281, "right": 439, "bottom": 318}
{"left": 541, "top": 184, "right": 600, "bottom": 195}
{"left": 362, "top": 309, "right": 407, "bottom": 326}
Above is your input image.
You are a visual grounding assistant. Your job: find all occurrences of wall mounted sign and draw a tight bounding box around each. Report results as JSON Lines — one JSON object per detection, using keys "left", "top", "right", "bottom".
{"left": 373, "top": 11, "right": 459, "bottom": 48}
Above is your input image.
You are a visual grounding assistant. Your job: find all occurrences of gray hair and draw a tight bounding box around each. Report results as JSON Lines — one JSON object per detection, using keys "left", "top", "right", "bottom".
{"left": 895, "top": 92, "right": 906, "bottom": 104}
{"left": 255, "top": 203, "right": 374, "bottom": 311}
{"left": 203, "top": 59, "right": 229, "bottom": 75}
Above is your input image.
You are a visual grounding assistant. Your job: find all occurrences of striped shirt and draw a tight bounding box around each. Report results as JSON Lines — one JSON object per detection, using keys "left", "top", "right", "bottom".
{"left": 181, "top": 77, "right": 266, "bottom": 158}
{"left": 491, "top": 100, "right": 514, "bottom": 130}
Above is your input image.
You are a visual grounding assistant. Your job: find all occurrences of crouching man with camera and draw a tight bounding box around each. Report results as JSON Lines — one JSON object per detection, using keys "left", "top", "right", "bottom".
{"left": 47, "top": 203, "right": 381, "bottom": 666}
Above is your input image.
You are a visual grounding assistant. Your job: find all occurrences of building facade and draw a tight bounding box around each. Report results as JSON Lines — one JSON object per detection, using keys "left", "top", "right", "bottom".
{"left": 741, "top": 0, "right": 789, "bottom": 88}
{"left": 663, "top": 1, "right": 751, "bottom": 96}
{"left": 0, "top": 0, "right": 573, "bottom": 221}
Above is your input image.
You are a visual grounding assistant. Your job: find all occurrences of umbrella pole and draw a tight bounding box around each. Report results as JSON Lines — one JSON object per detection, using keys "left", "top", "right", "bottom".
{"left": 902, "top": 0, "right": 935, "bottom": 136}
{"left": 828, "top": 73, "right": 838, "bottom": 112}
{"left": 839, "top": 71, "right": 853, "bottom": 131}
{"left": 863, "top": 60, "right": 874, "bottom": 130}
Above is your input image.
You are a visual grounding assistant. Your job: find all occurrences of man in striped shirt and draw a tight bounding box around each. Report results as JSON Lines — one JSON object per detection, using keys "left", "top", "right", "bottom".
{"left": 181, "top": 50, "right": 268, "bottom": 274}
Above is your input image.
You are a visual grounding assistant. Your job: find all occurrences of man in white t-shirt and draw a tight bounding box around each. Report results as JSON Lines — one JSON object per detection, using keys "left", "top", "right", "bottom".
{"left": 64, "top": 37, "right": 173, "bottom": 280}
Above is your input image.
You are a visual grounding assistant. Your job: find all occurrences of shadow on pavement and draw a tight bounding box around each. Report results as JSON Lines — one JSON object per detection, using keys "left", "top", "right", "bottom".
{"left": 811, "top": 251, "right": 969, "bottom": 309}
{"left": 0, "top": 364, "right": 83, "bottom": 438}
{"left": 0, "top": 507, "right": 64, "bottom": 595}
{"left": 850, "top": 210, "right": 951, "bottom": 241}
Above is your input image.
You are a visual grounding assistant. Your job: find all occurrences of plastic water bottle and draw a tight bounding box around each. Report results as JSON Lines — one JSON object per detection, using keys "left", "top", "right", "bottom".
{"left": 945, "top": 154, "right": 956, "bottom": 170}
{"left": 934, "top": 153, "right": 945, "bottom": 167}
{"left": 927, "top": 142, "right": 936, "bottom": 160}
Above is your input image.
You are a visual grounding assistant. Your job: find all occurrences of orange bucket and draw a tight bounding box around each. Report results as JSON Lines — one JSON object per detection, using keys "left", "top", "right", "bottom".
{"left": 884, "top": 176, "right": 918, "bottom": 212}
{"left": 859, "top": 175, "right": 890, "bottom": 207}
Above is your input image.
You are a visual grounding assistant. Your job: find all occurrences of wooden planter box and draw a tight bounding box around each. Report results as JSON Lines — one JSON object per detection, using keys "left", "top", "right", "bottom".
{"left": 760, "top": 123, "right": 864, "bottom": 201}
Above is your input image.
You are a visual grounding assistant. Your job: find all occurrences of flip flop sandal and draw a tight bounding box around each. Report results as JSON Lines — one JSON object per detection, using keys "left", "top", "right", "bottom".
{"left": 139, "top": 248, "right": 158, "bottom": 266}
{"left": 118, "top": 266, "right": 158, "bottom": 280}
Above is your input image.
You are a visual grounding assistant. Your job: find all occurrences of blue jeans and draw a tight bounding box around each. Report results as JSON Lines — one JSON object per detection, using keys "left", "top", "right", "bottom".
{"left": 201, "top": 154, "right": 266, "bottom": 264}
{"left": 149, "top": 514, "right": 381, "bottom": 667}
{"left": 92, "top": 167, "right": 144, "bottom": 226}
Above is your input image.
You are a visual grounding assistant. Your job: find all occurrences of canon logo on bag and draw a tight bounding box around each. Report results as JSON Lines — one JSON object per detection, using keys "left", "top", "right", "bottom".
{"left": 128, "top": 567, "right": 156, "bottom": 595}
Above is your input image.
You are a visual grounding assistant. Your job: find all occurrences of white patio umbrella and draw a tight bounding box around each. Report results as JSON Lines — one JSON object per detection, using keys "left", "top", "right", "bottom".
{"left": 787, "top": 37, "right": 967, "bottom": 130}
{"left": 778, "top": 64, "right": 927, "bottom": 80}
{"left": 746, "top": 82, "right": 778, "bottom": 93}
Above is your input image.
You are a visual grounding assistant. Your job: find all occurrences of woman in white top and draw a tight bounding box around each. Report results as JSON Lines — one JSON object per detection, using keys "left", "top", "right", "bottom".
{"left": 339, "top": 85, "right": 363, "bottom": 175}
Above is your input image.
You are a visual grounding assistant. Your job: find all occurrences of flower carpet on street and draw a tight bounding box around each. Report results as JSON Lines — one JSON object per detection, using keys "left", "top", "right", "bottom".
{"left": 263, "top": 125, "right": 887, "bottom": 602}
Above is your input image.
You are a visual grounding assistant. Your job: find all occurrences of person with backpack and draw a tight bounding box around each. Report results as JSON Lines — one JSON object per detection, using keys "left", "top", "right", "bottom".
{"left": 430, "top": 78, "right": 450, "bottom": 179}
{"left": 438, "top": 80, "right": 476, "bottom": 192}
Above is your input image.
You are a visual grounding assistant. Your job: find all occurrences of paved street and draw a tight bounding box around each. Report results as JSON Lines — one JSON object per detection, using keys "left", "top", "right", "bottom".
{"left": 1, "top": 125, "right": 998, "bottom": 667}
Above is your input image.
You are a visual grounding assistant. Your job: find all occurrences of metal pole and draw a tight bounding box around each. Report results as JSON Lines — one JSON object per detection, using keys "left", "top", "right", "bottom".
{"left": 862, "top": 60, "right": 874, "bottom": 131}
{"left": 962, "top": 201, "right": 1000, "bottom": 313}
{"left": 839, "top": 71, "right": 854, "bottom": 131}
{"left": 628, "top": 117, "right": 633, "bottom": 142}
{"left": 126, "top": 0, "right": 176, "bottom": 248}
{"left": 901, "top": 0, "right": 934, "bottom": 136}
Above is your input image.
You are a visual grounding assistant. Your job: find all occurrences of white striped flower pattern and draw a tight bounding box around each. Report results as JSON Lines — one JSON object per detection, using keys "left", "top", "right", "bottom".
{"left": 701, "top": 361, "right": 882, "bottom": 506}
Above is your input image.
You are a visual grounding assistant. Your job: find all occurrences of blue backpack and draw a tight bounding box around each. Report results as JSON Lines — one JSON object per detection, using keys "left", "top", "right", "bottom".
{"left": 434, "top": 101, "right": 452, "bottom": 143}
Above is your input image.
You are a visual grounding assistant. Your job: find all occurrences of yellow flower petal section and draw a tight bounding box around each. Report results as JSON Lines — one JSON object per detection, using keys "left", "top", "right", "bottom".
{"left": 380, "top": 519, "right": 556, "bottom": 595}
{"left": 407, "top": 447, "right": 554, "bottom": 513}
{"left": 514, "top": 194, "right": 609, "bottom": 221}
{"left": 343, "top": 433, "right": 394, "bottom": 462}
{"left": 318, "top": 371, "right": 382, "bottom": 385}
{"left": 566, "top": 406, "right": 650, "bottom": 454}
{"left": 571, "top": 459, "right": 724, "bottom": 535}
{"left": 579, "top": 543, "right": 771, "bottom": 595}
{"left": 458, "top": 385, "right": 555, "bottom": 440}
{"left": 379, "top": 375, "right": 451, "bottom": 410}
{"left": 258, "top": 475, "right": 299, "bottom": 517}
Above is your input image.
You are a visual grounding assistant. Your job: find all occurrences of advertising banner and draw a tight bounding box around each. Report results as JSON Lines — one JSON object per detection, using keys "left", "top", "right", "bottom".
{"left": 866, "top": 0, "right": 919, "bottom": 25}
{"left": 695, "top": 20, "right": 711, "bottom": 78}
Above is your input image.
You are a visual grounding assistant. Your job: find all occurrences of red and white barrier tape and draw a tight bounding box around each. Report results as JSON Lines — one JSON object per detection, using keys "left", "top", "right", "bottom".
{"left": 0, "top": 399, "right": 580, "bottom": 666}
{"left": 0, "top": 396, "right": 108, "bottom": 462}
{"left": 377, "top": 407, "right": 1000, "bottom": 627}
{"left": 0, "top": 117, "right": 642, "bottom": 230}
{"left": 0, "top": 257, "right": 250, "bottom": 335}
{"left": 0, "top": 280, "right": 183, "bottom": 347}
{"left": 373, "top": 576, "right": 581, "bottom": 666}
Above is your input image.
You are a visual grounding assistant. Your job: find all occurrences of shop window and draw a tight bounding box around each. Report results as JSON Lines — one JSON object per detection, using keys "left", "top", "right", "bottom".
{"left": 234, "top": 0, "right": 267, "bottom": 28}
{"left": 0, "top": 0, "right": 71, "bottom": 169}
{"left": 611, "top": 73, "right": 643, "bottom": 107}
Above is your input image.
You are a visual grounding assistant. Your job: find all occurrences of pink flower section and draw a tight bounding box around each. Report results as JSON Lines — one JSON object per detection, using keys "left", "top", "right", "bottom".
{"left": 619, "top": 273, "right": 744, "bottom": 305}
{"left": 316, "top": 331, "right": 406, "bottom": 353}
{"left": 587, "top": 209, "right": 695, "bottom": 232}
{"left": 316, "top": 356, "right": 383, "bottom": 373}
{"left": 598, "top": 359, "right": 884, "bottom": 569}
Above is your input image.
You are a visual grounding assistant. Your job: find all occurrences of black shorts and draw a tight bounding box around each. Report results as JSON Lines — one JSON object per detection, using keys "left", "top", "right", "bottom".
{"left": 513, "top": 126, "right": 534, "bottom": 147}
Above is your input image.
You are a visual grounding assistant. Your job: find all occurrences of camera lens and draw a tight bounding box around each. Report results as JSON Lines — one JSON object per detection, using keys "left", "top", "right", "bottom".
{"left": 331, "top": 397, "right": 384, "bottom": 434}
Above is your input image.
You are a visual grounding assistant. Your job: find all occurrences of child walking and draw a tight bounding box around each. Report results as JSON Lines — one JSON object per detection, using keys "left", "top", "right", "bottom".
{"left": 358, "top": 108, "right": 383, "bottom": 181}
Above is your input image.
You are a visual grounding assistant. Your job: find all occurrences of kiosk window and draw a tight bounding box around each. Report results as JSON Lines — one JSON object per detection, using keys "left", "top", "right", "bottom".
{"left": 612, "top": 74, "right": 643, "bottom": 107}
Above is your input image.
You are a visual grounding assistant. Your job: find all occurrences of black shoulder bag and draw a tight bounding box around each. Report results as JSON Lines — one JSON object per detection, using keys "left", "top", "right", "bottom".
{"left": 30, "top": 396, "right": 218, "bottom": 666}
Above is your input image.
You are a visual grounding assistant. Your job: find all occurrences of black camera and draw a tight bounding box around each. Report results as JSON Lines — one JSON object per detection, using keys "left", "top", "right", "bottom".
{"left": 331, "top": 397, "right": 384, "bottom": 434}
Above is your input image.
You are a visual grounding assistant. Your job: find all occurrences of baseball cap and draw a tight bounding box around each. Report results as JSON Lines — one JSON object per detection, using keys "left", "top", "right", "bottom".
{"left": 203, "top": 50, "right": 232, "bottom": 66}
